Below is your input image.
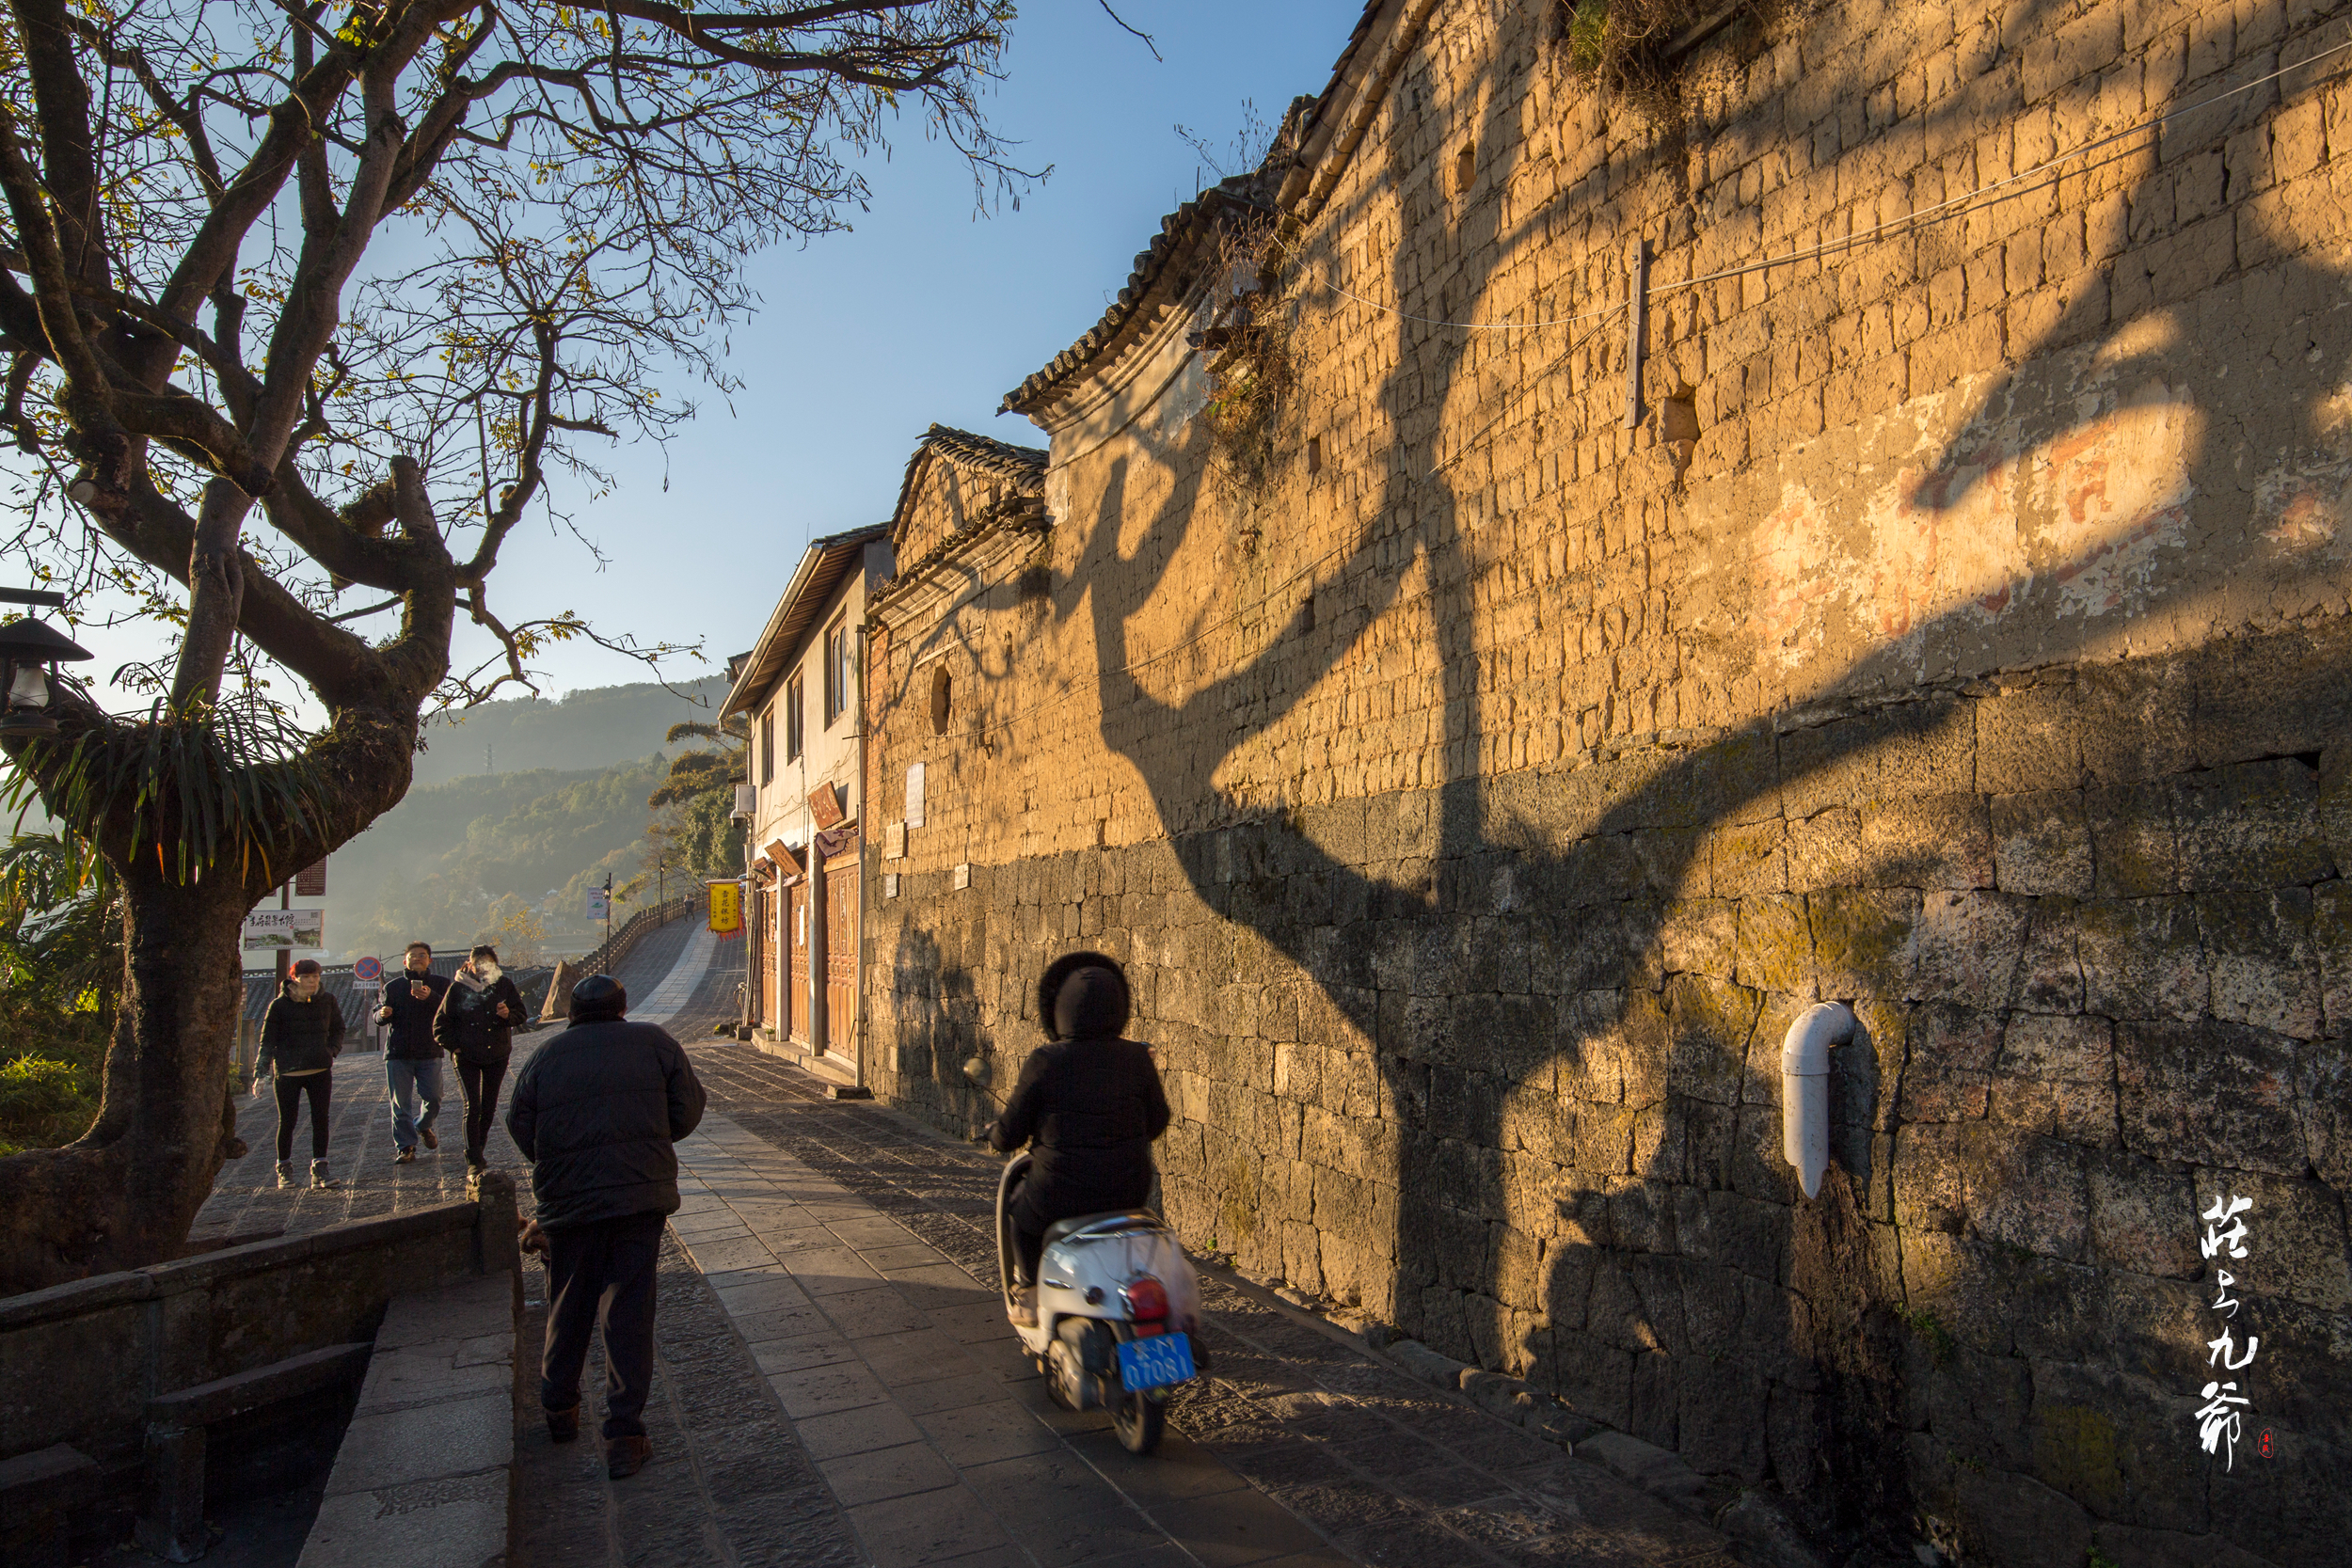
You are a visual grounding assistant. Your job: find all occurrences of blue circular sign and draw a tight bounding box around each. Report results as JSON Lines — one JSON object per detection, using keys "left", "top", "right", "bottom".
{"left": 354, "top": 956, "right": 383, "bottom": 982}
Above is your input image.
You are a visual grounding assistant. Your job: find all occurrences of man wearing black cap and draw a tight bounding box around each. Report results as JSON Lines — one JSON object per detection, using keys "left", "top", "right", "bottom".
{"left": 506, "top": 974, "right": 706, "bottom": 1479}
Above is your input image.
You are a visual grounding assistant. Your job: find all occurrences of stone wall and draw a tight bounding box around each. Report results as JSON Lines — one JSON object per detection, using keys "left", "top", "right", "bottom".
{"left": 863, "top": 1, "right": 2352, "bottom": 1560}
{"left": 0, "top": 1183, "right": 516, "bottom": 1471}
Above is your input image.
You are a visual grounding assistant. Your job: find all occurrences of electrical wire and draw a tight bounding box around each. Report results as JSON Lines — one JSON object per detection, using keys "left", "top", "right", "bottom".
{"left": 1319, "top": 35, "right": 2352, "bottom": 331}
{"left": 921, "top": 34, "right": 2352, "bottom": 750}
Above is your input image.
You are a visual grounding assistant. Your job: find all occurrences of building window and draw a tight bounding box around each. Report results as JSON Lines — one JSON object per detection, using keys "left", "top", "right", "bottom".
{"left": 824, "top": 616, "right": 850, "bottom": 727}
{"left": 929, "top": 665, "right": 952, "bottom": 735}
{"left": 758, "top": 713, "right": 774, "bottom": 784}
{"left": 785, "top": 673, "right": 804, "bottom": 761}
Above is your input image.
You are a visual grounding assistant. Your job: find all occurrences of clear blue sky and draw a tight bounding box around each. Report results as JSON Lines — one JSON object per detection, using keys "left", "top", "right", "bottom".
{"left": 61, "top": 3, "right": 1364, "bottom": 711}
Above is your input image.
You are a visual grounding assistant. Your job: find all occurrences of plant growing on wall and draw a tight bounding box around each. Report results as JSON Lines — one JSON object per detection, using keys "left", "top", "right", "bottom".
{"left": 1558, "top": 0, "right": 1769, "bottom": 99}
{"left": 0, "top": 0, "right": 1026, "bottom": 1292}
{"left": 1196, "top": 219, "right": 1303, "bottom": 500}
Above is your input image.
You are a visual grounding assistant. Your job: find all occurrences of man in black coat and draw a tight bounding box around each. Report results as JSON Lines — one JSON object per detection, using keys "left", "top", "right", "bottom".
{"left": 990, "top": 953, "right": 1169, "bottom": 1324}
{"left": 376, "top": 941, "right": 449, "bottom": 1164}
{"left": 507, "top": 974, "right": 706, "bottom": 1479}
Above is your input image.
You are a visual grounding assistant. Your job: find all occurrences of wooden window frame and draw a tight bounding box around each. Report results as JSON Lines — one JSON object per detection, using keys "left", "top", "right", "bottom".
{"left": 785, "top": 673, "right": 805, "bottom": 761}
{"left": 823, "top": 616, "right": 849, "bottom": 727}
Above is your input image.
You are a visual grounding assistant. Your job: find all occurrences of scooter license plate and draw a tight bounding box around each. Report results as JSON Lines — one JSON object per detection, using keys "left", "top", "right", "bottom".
{"left": 1116, "top": 1332, "right": 1197, "bottom": 1390}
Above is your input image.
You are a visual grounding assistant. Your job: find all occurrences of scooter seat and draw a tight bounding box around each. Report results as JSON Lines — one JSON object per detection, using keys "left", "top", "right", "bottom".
{"left": 1041, "top": 1210, "right": 1162, "bottom": 1248}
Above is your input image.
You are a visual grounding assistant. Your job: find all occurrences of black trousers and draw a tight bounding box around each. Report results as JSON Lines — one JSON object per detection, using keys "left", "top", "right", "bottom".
{"left": 1013, "top": 1217, "right": 1046, "bottom": 1286}
{"left": 273, "top": 1070, "right": 330, "bottom": 1161}
{"left": 539, "top": 1211, "right": 664, "bottom": 1440}
{"left": 455, "top": 1056, "right": 507, "bottom": 1165}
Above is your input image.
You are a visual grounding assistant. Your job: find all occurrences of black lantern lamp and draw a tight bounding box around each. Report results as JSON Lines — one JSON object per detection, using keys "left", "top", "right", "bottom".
{"left": 0, "top": 616, "right": 93, "bottom": 736}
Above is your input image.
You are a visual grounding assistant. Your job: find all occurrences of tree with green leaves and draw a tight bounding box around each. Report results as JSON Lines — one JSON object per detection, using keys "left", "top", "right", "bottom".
{"left": 0, "top": 0, "right": 1024, "bottom": 1291}
{"left": 630, "top": 715, "right": 746, "bottom": 896}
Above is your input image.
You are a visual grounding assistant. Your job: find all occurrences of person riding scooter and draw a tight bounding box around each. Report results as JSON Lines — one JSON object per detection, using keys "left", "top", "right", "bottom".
{"left": 990, "top": 952, "right": 1170, "bottom": 1326}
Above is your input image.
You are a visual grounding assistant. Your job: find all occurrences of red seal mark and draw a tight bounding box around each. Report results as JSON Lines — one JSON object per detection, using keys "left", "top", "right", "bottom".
{"left": 2259, "top": 1429, "right": 2274, "bottom": 1458}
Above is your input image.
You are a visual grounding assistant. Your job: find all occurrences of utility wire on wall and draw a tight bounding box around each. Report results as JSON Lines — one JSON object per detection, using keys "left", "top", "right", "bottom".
{"left": 929, "top": 33, "right": 2352, "bottom": 755}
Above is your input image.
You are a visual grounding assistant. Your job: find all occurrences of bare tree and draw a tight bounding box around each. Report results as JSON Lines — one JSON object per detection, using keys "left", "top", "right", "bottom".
{"left": 0, "top": 0, "right": 1024, "bottom": 1291}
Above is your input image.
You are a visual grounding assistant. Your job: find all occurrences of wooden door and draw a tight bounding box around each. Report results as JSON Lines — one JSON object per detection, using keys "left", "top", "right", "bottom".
{"left": 756, "top": 887, "right": 777, "bottom": 1026}
{"left": 822, "top": 849, "right": 859, "bottom": 1059}
{"left": 787, "top": 879, "right": 810, "bottom": 1042}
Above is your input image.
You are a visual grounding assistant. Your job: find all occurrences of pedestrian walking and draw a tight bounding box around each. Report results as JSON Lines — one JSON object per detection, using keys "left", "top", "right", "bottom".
{"left": 253, "top": 957, "right": 345, "bottom": 1190}
{"left": 507, "top": 974, "right": 706, "bottom": 1479}
{"left": 376, "top": 941, "right": 449, "bottom": 1164}
{"left": 434, "top": 942, "right": 526, "bottom": 1194}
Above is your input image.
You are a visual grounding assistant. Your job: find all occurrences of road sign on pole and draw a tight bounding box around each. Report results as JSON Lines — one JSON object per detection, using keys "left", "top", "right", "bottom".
{"left": 354, "top": 955, "right": 382, "bottom": 982}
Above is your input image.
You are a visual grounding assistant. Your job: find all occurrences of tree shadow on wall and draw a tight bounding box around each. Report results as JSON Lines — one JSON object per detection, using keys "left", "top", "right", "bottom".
{"left": 1061, "top": 11, "right": 2352, "bottom": 1557}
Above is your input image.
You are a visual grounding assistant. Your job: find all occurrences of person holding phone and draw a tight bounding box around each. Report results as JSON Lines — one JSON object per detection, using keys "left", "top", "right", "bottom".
{"left": 434, "top": 943, "right": 526, "bottom": 1193}
{"left": 376, "top": 941, "right": 449, "bottom": 1164}
{"left": 254, "top": 957, "right": 345, "bottom": 1190}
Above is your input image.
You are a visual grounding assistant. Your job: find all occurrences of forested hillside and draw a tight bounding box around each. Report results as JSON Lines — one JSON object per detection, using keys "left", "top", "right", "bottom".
{"left": 411, "top": 676, "right": 728, "bottom": 784}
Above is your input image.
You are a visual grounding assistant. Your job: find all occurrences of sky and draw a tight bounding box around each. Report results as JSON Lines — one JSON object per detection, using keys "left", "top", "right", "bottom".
{"left": 43, "top": 1, "right": 1365, "bottom": 712}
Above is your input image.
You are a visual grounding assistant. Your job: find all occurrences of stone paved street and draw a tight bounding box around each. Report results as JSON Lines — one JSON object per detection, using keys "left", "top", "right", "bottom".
{"left": 194, "top": 925, "right": 1740, "bottom": 1566}
{"left": 673, "top": 1046, "right": 1741, "bottom": 1568}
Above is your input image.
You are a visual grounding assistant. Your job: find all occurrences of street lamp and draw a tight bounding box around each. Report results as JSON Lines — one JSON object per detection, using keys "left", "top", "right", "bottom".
{"left": 0, "top": 616, "right": 93, "bottom": 736}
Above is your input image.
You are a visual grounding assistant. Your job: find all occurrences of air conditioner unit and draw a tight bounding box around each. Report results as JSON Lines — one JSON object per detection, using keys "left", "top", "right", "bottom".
{"left": 732, "top": 784, "right": 755, "bottom": 820}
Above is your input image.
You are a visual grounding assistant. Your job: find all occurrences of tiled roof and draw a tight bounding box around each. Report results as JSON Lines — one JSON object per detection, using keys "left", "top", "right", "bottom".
{"left": 913, "top": 424, "right": 1047, "bottom": 492}
{"left": 885, "top": 424, "right": 1047, "bottom": 548}
{"left": 997, "top": 0, "right": 1398, "bottom": 420}
{"left": 996, "top": 177, "right": 1277, "bottom": 419}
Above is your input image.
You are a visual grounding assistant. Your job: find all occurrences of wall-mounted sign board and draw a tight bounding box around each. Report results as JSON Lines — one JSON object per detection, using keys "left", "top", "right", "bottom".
{"left": 243, "top": 908, "right": 326, "bottom": 951}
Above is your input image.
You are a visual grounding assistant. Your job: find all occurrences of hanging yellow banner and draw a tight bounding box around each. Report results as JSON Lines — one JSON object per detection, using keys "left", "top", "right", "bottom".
{"left": 707, "top": 879, "right": 742, "bottom": 936}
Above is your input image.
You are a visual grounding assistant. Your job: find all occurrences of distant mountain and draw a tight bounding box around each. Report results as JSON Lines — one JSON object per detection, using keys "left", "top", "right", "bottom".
{"left": 410, "top": 675, "right": 730, "bottom": 785}
{"left": 331, "top": 755, "right": 676, "bottom": 962}
{"left": 311, "top": 673, "right": 739, "bottom": 962}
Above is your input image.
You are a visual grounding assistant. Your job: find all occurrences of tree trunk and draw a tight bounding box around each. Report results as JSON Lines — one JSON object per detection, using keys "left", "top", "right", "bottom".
{"left": 0, "top": 856, "right": 259, "bottom": 1292}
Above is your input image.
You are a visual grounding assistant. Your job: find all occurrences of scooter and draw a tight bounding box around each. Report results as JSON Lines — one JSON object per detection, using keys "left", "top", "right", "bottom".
{"left": 995, "top": 1151, "right": 1205, "bottom": 1454}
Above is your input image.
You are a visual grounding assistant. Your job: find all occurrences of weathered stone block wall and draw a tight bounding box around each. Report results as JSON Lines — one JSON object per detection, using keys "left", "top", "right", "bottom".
{"left": 865, "top": 1, "right": 2352, "bottom": 1560}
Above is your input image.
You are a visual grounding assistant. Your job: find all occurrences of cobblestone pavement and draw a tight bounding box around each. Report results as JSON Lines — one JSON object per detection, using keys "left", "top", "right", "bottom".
{"left": 676, "top": 1045, "right": 1741, "bottom": 1568}
{"left": 191, "top": 925, "right": 1737, "bottom": 1567}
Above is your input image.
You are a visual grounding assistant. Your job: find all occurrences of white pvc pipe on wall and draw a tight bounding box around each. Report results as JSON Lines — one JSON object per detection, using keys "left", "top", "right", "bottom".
{"left": 1781, "top": 1002, "right": 1857, "bottom": 1200}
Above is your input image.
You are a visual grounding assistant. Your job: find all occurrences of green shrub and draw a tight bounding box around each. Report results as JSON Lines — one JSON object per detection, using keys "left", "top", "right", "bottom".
{"left": 0, "top": 1041, "right": 101, "bottom": 1156}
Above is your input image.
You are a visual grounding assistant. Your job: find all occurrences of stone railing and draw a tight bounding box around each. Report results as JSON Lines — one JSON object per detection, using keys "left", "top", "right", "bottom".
{"left": 0, "top": 1177, "right": 519, "bottom": 1480}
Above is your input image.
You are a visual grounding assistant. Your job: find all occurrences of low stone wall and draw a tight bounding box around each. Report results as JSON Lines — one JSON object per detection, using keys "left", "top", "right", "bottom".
{"left": 0, "top": 1176, "right": 520, "bottom": 1475}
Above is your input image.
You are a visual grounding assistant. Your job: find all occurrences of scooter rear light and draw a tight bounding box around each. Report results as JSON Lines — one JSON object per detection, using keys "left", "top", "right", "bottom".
{"left": 1121, "top": 1274, "right": 1169, "bottom": 1323}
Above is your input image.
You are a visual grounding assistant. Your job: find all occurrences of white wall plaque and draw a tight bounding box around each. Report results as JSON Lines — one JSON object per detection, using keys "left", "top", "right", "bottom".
{"left": 905, "top": 762, "right": 926, "bottom": 828}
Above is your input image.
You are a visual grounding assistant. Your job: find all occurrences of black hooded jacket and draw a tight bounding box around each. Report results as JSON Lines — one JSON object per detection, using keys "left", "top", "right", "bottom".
{"left": 258, "top": 981, "right": 344, "bottom": 1077}
{"left": 989, "top": 954, "right": 1169, "bottom": 1229}
{"left": 506, "top": 1013, "right": 707, "bottom": 1229}
{"left": 433, "top": 968, "right": 525, "bottom": 1066}
{"left": 376, "top": 965, "right": 450, "bottom": 1060}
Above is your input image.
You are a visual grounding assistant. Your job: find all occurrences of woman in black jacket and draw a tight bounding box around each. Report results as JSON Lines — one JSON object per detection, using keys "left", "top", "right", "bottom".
{"left": 989, "top": 952, "right": 1169, "bottom": 1323}
{"left": 433, "top": 943, "right": 526, "bottom": 1189}
{"left": 254, "top": 957, "right": 345, "bottom": 1190}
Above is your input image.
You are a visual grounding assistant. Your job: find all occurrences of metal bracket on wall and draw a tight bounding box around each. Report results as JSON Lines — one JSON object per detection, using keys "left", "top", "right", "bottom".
{"left": 1624, "top": 237, "right": 1649, "bottom": 431}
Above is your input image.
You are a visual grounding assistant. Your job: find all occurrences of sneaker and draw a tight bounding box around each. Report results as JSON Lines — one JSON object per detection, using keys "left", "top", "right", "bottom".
{"left": 606, "top": 1435, "right": 652, "bottom": 1480}
{"left": 546, "top": 1406, "right": 580, "bottom": 1444}
{"left": 309, "top": 1159, "right": 340, "bottom": 1191}
{"left": 465, "top": 1165, "right": 483, "bottom": 1200}
{"left": 274, "top": 1160, "right": 294, "bottom": 1190}
{"left": 394, "top": 1146, "right": 416, "bottom": 1164}
{"left": 421, "top": 1127, "right": 438, "bottom": 1150}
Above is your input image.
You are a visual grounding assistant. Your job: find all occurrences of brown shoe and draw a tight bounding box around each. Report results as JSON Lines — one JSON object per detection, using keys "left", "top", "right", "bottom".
{"left": 546, "top": 1405, "right": 580, "bottom": 1444}
{"left": 607, "top": 1435, "right": 651, "bottom": 1479}
{"left": 421, "top": 1127, "right": 438, "bottom": 1150}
